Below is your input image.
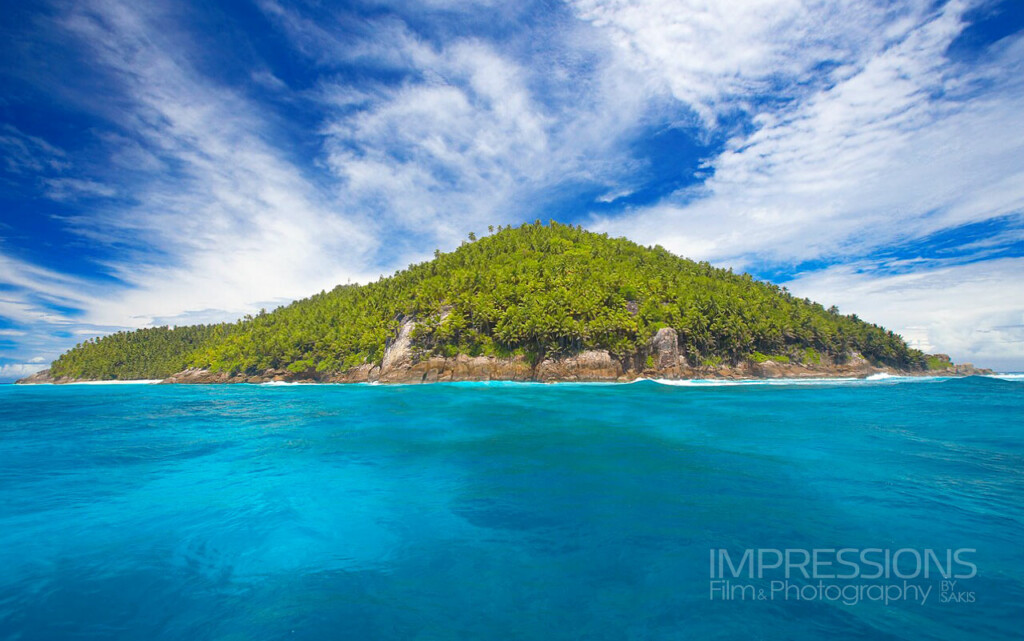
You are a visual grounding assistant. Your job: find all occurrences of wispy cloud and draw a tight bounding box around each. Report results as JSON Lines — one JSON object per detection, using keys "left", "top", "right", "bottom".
{"left": 571, "top": 0, "right": 934, "bottom": 125}
{"left": 45, "top": 0, "right": 380, "bottom": 329}
{"left": 0, "top": 124, "right": 70, "bottom": 174}
{"left": 321, "top": 38, "right": 554, "bottom": 244}
{"left": 0, "top": 363, "right": 45, "bottom": 381}
{"left": 589, "top": 1, "right": 1024, "bottom": 262}
{"left": 266, "top": 5, "right": 655, "bottom": 253}
{"left": 43, "top": 177, "right": 117, "bottom": 201}
{"left": 785, "top": 257, "right": 1024, "bottom": 369}
{"left": 0, "top": 252, "right": 100, "bottom": 321}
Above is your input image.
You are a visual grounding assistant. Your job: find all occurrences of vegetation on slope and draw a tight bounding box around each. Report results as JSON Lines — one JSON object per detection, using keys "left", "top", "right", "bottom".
{"left": 49, "top": 324, "right": 234, "bottom": 380}
{"left": 47, "top": 222, "right": 925, "bottom": 379}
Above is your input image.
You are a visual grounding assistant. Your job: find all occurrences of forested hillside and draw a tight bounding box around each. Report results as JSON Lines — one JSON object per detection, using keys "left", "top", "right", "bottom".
{"left": 46, "top": 222, "right": 925, "bottom": 380}
{"left": 48, "top": 324, "right": 234, "bottom": 380}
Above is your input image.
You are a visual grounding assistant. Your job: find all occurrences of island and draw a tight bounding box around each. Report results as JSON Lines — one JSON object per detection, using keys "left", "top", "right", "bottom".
{"left": 18, "top": 222, "right": 991, "bottom": 384}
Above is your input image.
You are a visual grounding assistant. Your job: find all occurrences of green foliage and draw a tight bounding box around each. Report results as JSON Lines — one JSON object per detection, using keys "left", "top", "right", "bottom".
{"left": 49, "top": 324, "right": 234, "bottom": 380}
{"left": 926, "top": 355, "right": 952, "bottom": 370}
{"left": 48, "top": 223, "right": 926, "bottom": 379}
{"left": 287, "top": 359, "right": 314, "bottom": 374}
{"left": 802, "top": 347, "right": 822, "bottom": 365}
{"left": 749, "top": 351, "right": 791, "bottom": 364}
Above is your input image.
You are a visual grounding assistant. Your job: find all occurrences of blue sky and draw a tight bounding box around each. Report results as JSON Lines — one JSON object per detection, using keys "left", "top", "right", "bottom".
{"left": 1, "top": 0, "right": 1023, "bottom": 379}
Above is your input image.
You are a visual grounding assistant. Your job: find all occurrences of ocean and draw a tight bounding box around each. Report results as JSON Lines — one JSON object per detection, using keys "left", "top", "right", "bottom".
{"left": 1, "top": 376, "right": 1022, "bottom": 640}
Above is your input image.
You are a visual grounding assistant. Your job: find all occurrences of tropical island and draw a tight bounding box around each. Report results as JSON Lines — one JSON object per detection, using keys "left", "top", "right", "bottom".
{"left": 18, "top": 222, "right": 988, "bottom": 384}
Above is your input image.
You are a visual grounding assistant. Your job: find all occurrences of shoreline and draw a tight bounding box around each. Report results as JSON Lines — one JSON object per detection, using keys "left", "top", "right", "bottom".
{"left": 8, "top": 375, "right": 1020, "bottom": 388}
{"left": 16, "top": 327, "right": 996, "bottom": 386}
{"left": 21, "top": 321, "right": 997, "bottom": 387}
{"left": 15, "top": 371, "right": 1012, "bottom": 387}
{"left": 18, "top": 364, "right": 916, "bottom": 386}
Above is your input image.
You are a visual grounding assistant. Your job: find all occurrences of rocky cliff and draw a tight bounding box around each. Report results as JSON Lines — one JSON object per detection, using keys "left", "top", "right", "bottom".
{"left": 147, "top": 320, "right": 990, "bottom": 385}
{"left": 19, "top": 317, "right": 996, "bottom": 385}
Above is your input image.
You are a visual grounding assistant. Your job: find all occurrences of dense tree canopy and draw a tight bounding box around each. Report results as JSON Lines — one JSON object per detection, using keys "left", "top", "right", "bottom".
{"left": 49, "top": 324, "right": 234, "bottom": 380}
{"left": 48, "top": 222, "right": 925, "bottom": 379}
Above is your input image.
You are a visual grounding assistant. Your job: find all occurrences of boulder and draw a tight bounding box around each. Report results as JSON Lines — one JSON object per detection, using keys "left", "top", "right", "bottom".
{"left": 649, "top": 327, "right": 681, "bottom": 371}
{"left": 161, "top": 368, "right": 230, "bottom": 384}
{"left": 535, "top": 350, "right": 622, "bottom": 382}
{"left": 447, "top": 354, "right": 531, "bottom": 382}
{"left": 392, "top": 357, "right": 450, "bottom": 384}
{"left": 953, "top": 363, "right": 994, "bottom": 376}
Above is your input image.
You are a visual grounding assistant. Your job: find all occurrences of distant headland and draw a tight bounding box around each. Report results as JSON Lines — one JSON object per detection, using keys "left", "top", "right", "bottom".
{"left": 18, "top": 222, "right": 991, "bottom": 385}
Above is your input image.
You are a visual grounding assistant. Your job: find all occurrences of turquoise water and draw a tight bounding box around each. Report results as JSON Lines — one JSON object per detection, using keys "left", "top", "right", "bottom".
{"left": 1, "top": 377, "right": 1022, "bottom": 640}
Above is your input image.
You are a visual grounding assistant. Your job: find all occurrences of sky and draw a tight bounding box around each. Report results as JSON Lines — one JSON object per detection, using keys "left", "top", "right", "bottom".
{"left": 1, "top": 0, "right": 1023, "bottom": 380}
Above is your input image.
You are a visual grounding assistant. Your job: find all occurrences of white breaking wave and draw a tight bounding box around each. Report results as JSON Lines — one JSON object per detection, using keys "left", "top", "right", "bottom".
{"left": 987, "top": 373, "right": 1024, "bottom": 381}
{"left": 66, "top": 379, "right": 164, "bottom": 385}
{"left": 45, "top": 374, "right": 1018, "bottom": 388}
{"left": 647, "top": 375, "right": 949, "bottom": 387}
{"left": 259, "top": 380, "right": 338, "bottom": 386}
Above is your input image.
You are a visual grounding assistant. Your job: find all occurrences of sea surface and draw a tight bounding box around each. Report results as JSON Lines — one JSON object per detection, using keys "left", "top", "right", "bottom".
{"left": 1, "top": 376, "right": 1022, "bottom": 640}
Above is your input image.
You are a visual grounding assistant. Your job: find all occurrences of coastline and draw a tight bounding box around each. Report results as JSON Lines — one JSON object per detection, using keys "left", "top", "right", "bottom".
{"left": 17, "top": 325, "right": 995, "bottom": 386}
{"left": 9, "top": 374, "right": 1019, "bottom": 387}
{"left": 16, "top": 355, "right": 993, "bottom": 386}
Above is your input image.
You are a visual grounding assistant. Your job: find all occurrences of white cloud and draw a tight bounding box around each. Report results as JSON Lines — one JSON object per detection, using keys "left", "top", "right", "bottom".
{"left": 257, "top": 1, "right": 666, "bottom": 252}
{"left": 595, "top": 187, "right": 635, "bottom": 203}
{"left": 784, "top": 258, "right": 1024, "bottom": 369}
{"left": 0, "top": 363, "right": 45, "bottom": 380}
{"left": 571, "top": 0, "right": 935, "bottom": 125}
{"left": 45, "top": 0, "right": 380, "bottom": 328}
{"left": 588, "top": 1, "right": 1024, "bottom": 265}
{"left": 0, "top": 252, "right": 100, "bottom": 320}
{"left": 251, "top": 69, "right": 288, "bottom": 92}
{"left": 321, "top": 39, "right": 554, "bottom": 242}
{"left": 0, "top": 251, "right": 111, "bottom": 365}
{"left": 0, "top": 124, "right": 70, "bottom": 174}
{"left": 44, "top": 178, "right": 117, "bottom": 201}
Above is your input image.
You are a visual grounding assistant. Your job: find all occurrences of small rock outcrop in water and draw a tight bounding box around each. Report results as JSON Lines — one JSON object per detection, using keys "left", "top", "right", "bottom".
{"left": 952, "top": 363, "right": 995, "bottom": 376}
